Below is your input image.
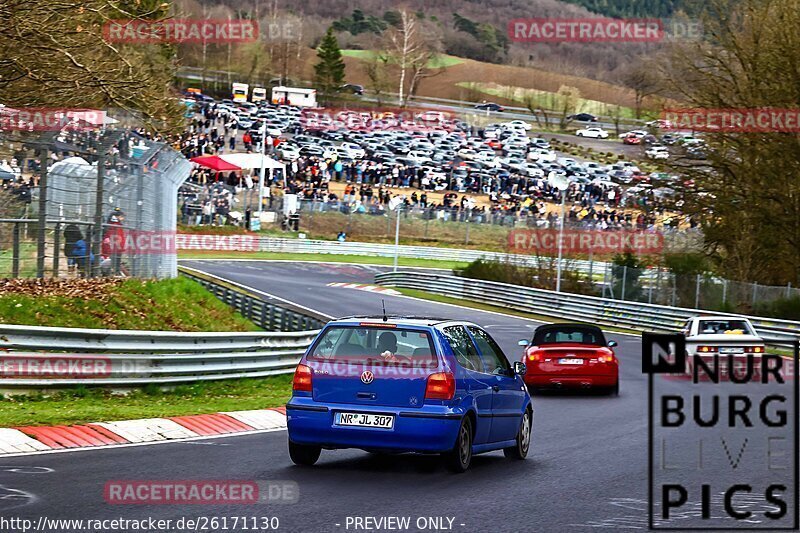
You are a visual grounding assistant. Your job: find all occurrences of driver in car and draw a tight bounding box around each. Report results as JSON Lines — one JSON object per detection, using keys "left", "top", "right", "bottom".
{"left": 378, "top": 332, "right": 400, "bottom": 363}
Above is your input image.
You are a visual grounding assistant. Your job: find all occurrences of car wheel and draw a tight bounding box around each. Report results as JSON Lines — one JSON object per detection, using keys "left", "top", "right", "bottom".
{"left": 504, "top": 409, "right": 532, "bottom": 460}
{"left": 610, "top": 380, "right": 620, "bottom": 396}
{"left": 288, "top": 440, "right": 321, "bottom": 466}
{"left": 444, "top": 417, "right": 473, "bottom": 473}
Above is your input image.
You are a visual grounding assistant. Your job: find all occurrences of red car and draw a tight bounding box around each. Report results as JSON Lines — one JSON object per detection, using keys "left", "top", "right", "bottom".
{"left": 622, "top": 134, "right": 641, "bottom": 145}
{"left": 519, "top": 323, "right": 619, "bottom": 395}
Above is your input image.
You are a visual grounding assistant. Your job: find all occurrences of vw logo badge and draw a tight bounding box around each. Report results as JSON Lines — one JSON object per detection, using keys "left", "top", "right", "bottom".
{"left": 360, "top": 370, "right": 374, "bottom": 384}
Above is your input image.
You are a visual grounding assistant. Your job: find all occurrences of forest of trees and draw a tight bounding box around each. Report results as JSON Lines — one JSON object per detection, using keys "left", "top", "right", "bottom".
{"left": 560, "top": 0, "right": 689, "bottom": 18}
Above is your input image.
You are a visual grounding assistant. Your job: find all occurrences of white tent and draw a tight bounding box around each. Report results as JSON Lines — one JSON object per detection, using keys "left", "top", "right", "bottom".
{"left": 217, "top": 153, "right": 287, "bottom": 211}
{"left": 218, "top": 153, "right": 285, "bottom": 171}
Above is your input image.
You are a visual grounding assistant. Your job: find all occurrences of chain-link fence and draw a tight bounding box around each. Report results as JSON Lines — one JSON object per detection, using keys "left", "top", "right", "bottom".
{"left": 0, "top": 130, "right": 191, "bottom": 279}
{"left": 179, "top": 193, "right": 702, "bottom": 255}
{"left": 598, "top": 265, "right": 800, "bottom": 314}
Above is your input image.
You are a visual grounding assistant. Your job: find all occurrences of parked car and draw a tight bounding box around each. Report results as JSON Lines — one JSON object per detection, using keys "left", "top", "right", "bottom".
{"left": 575, "top": 127, "right": 609, "bottom": 139}
{"left": 504, "top": 120, "right": 532, "bottom": 131}
{"left": 287, "top": 317, "right": 533, "bottom": 472}
{"left": 519, "top": 323, "right": 619, "bottom": 395}
{"left": 645, "top": 146, "right": 670, "bottom": 160}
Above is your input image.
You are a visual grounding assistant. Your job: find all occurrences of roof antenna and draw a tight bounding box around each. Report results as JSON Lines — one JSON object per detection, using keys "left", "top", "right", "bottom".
{"left": 382, "top": 299, "right": 388, "bottom": 322}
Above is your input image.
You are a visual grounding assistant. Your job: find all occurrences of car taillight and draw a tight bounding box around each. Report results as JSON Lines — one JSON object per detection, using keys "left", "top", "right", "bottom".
{"left": 598, "top": 354, "right": 616, "bottom": 363}
{"left": 293, "top": 363, "right": 312, "bottom": 392}
{"left": 526, "top": 348, "right": 540, "bottom": 363}
{"left": 425, "top": 372, "right": 455, "bottom": 400}
{"left": 697, "top": 346, "right": 718, "bottom": 353}
{"left": 745, "top": 346, "right": 765, "bottom": 353}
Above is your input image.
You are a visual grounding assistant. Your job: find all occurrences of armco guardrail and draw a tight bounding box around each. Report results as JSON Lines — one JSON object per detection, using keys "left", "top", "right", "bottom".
{"left": 374, "top": 271, "right": 800, "bottom": 341}
{"left": 0, "top": 273, "right": 325, "bottom": 388}
{"left": 180, "top": 268, "right": 327, "bottom": 331}
{"left": 0, "top": 326, "right": 318, "bottom": 387}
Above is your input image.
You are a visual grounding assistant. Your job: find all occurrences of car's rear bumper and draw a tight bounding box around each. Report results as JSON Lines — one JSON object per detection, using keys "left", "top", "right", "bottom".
{"left": 286, "top": 399, "right": 462, "bottom": 453}
{"left": 524, "top": 373, "right": 617, "bottom": 388}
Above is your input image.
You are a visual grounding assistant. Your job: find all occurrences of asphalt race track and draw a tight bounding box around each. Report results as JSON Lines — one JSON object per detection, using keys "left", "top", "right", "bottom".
{"left": 2, "top": 260, "right": 794, "bottom": 532}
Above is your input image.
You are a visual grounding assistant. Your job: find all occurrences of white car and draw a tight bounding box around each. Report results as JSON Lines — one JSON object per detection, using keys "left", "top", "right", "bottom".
{"left": 681, "top": 316, "right": 765, "bottom": 357}
{"left": 645, "top": 146, "right": 670, "bottom": 160}
{"left": 519, "top": 163, "right": 545, "bottom": 178}
{"left": 339, "top": 142, "right": 365, "bottom": 159}
{"left": 528, "top": 149, "right": 556, "bottom": 162}
{"left": 405, "top": 150, "right": 433, "bottom": 164}
{"left": 504, "top": 120, "right": 532, "bottom": 131}
{"left": 575, "top": 127, "right": 609, "bottom": 139}
{"left": 277, "top": 145, "right": 301, "bottom": 161}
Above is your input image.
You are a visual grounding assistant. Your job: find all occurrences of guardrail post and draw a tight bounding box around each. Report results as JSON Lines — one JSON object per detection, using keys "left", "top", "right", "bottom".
{"left": 11, "top": 222, "right": 20, "bottom": 278}
{"left": 281, "top": 308, "right": 289, "bottom": 331}
{"left": 752, "top": 283, "right": 758, "bottom": 306}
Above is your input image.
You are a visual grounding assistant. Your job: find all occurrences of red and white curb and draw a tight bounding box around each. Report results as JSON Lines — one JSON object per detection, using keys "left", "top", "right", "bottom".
{"left": 0, "top": 408, "right": 287, "bottom": 456}
{"left": 327, "top": 282, "right": 401, "bottom": 296}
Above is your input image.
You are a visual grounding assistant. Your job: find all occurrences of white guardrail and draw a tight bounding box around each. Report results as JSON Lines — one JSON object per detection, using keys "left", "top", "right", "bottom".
{"left": 0, "top": 271, "right": 325, "bottom": 388}
{"left": 0, "top": 325, "right": 318, "bottom": 388}
{"left": 374, "top": 271, "right": 800, "bottom": 341}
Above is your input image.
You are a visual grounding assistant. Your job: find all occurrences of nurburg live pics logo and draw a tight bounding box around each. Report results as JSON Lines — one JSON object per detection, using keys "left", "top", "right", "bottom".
{"left": 642, "top": 333, "right": 799, "bottom": 530}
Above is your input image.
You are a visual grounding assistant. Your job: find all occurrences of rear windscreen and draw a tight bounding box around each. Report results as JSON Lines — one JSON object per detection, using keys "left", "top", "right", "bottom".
{"left": 309, "top": 326, "right": 437, "bottom": 366}
{"left": 533, "top": 327, "right": 606, "bottom": 346}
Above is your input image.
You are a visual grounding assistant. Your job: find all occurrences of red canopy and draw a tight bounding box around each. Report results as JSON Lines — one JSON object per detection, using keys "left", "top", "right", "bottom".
{"left": 190, "top": 155, "right": 242, "bottom": 171}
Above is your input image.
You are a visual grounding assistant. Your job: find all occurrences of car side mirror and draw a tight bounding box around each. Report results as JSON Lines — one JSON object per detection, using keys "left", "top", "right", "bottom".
{"left": 608, "top": 341, "right": 618, "bottom": 348}
{"left": 518, "top": 339, "right": 530, "bottom": 347}
{"left": 513, "top": 361, "right": 526, "bottom": 375}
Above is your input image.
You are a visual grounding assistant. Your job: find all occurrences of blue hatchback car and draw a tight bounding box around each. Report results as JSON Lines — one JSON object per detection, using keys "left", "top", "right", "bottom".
{"left": 286, "top": 316, "right": 533, "bottom": 472}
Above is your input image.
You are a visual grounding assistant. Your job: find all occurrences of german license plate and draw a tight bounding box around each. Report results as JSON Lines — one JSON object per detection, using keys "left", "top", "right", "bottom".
{"left": 719, "top": 347, "right": 744, "bottom": 354}
{"left": 335, "top": 412, "right": 394, "bottom": 429}
{"left": 559, "top": 358, "right": 584, "bottom": 365}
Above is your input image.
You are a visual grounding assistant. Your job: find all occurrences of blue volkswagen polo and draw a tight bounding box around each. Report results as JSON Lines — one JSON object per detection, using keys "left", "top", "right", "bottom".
{"left": 286, "top": 316, "right": 532, "bottom": 472}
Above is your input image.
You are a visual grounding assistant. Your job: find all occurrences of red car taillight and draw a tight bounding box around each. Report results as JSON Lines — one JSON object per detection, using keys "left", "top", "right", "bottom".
{"left": 425, "top": 372, "right": 455, "bottom": 400}
{"left": 697, "top": 346, "right": 718, "bottom": 353}
{"left": 293, "top": 363, "right": 313, "bottom": 392}
{"left": 745, "top": 346, "right": 765, "bottom": 353}
{"left": 526, "top": 348, "right": 540, "bottom": 363}
{"left": 598, "top": 354, "right": 616, "bottom": 363}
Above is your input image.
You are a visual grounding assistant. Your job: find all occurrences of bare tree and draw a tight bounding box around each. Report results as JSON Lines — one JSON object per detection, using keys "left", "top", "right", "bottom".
{"left": 623, "top": 64, "right": 660, "bottom": 119}
{"left": 384, "top": 10, "right": 433, "bottom": 106}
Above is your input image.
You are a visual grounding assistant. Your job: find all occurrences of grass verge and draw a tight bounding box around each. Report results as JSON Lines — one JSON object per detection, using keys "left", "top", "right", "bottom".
{"left": 178, "top": 251, "right": 467, "bottom": 270}
{"left": 0, "top": 375, "right": 293, "bottom": 427}
{"left": 0, "top": 277, "right": 258, "bottom": 331}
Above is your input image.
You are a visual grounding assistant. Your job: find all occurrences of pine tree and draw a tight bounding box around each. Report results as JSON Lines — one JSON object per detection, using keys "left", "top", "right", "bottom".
{"left": 314, "top": 28, "right": 346, "bottom": 101}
